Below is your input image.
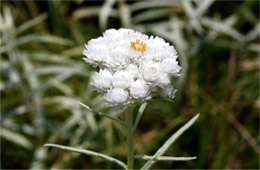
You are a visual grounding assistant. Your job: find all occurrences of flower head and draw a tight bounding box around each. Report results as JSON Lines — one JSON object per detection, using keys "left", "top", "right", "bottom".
{"left": 91, "top": 69, "right": 113, "bottom": 91}
{"left": 83, "top": 28, "right": 181, "bottom": 106}
{"left": 131, "top": 40, "right": 146, "bottom": 53}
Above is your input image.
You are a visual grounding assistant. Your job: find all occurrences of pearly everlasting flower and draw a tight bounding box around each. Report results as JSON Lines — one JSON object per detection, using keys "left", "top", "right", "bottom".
{"left": 91, "top": 69, "right": 113, "bottom": 91}
{"left": 112, "top": 70, "right": 134, "bottom": 89}
{"left": 83, "top": 28, "right": 181, "bottom": 106}
{"left": 105, "top": 88, "right": 129, "bottom": 105}
{"left": 142, "top": 61, "right": 161, "bottom": 83}
{"left": 130, "top": 80, "right": 149, "bottom": 99}
{"left": 157, "top": 73, "right": 171, "bottom": 87}
{"left": 161, "top": 58, "right": 181, "bottom": 76}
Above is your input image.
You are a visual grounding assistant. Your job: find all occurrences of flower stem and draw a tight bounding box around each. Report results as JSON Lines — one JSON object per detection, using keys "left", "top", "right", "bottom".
{"left": 126, "top": 105, "right": 134, "bottom": 170}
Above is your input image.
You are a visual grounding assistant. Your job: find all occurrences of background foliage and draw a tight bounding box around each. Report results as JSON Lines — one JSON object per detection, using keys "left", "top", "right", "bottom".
{"left": 1, "top": 0, "right": 259, "bottom": 169}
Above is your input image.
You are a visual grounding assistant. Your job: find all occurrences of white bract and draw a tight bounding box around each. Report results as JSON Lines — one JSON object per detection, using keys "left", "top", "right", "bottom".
{"left": 105, "top": 88, "right": 129, "bottom": 105}
{"left": 83, "top": 28, "right": 181, "bottom": 106}
{"left": 91, "top": 69, "right": 113, "bottom": 91}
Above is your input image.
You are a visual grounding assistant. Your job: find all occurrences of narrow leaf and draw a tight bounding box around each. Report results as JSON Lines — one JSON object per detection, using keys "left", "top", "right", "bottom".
{"left": 0, "top": 127, "right": 33, "bottom": 149}
{"left": 134, "top": 155, "right": 197, "bottom": 161}
{"left": 141, "top": 114, "right": 199, "bottom": 169}
{"left": 30, "top": 69, "right": 78, "bottom": 95}
{"left": 99, "top": 0, "right": 116, "bottom": 30}
{"left": 44, "top": 144, "right": 126, "bottom": 169}
{"left": 201, "top": 17, "right": 245, "bottom": 42}
{"left": 73, "top": 7, "right": 118, "bottom": 20}
{"left": 16, "top": 13, "right": 48, "bottom": 34}
{"left": 79, "top": 102, "right": 126, "bottom": 127}
{"left": 17, "top": 34, "right": 74, "bottom": 46}
{"left": 133, "top": 102, "right": 147, "bottom": 133}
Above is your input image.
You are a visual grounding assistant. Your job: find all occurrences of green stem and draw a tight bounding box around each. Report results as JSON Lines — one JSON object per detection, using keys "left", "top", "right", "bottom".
{"left": 126, "top": 105, "right": 134, "bottom": 170}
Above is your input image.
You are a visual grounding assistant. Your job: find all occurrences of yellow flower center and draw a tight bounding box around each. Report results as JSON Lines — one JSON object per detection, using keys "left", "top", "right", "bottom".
{"left": 131, "top": 40, "right": 146, "bottom": 53}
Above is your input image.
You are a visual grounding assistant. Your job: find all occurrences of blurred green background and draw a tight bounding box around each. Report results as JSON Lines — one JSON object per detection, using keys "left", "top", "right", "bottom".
{"left": 1, "top": 0, "right": 259, "bottom": 169}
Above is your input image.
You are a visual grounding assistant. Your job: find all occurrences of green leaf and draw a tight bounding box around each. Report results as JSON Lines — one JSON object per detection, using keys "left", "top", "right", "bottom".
{"left": 17, "top": 34, "right": 74, "bottom": 46}
{"left": 133, "top": 102, "right": 147, "bottom": 134}
{"left": 30, "top": 69, "right": 79, "bottom": 94}
{"left": 132, "top": 9, "right": 172, "bottom": 23}
{"left": 134, "top": 155, "right": 197, "bottom": 161}
{"left": 73, "top": 7, "right": 101, "bottom": 19}
{"left": 99, "top": 0, "right": 117, "bottom": 30}
{"left": 141, "top": 114, "right": 200, "bottom": 169}
{"left": 44, "top": 143, "right": 126, "bottom": 169}
{"left": 201, "top": 17, "right": 245, "bottom": 42}
{"left": 79, "top": 102, "right": 126, "bottom": 127}
{"left": 130, "top": 0, "right": 180, "bottom": 12}
{"left": 0, "top": 127, "right": 33, "bottom": 149}
{"left": 16, "top": 13, "right": 48, "bottom": 34}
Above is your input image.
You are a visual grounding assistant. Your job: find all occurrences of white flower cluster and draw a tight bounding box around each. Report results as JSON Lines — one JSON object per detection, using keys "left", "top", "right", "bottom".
{"left": 83, "top": 28, "right": 181, "bottom": 106}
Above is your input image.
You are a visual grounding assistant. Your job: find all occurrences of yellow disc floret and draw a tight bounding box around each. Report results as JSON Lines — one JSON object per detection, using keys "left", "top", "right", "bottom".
{"left": 131, "top": 40, "right": 146, "bottom": 53}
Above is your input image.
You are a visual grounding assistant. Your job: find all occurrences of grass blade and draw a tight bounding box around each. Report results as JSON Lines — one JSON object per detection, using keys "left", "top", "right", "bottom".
{"left": 133, "top": 8, "right": 172, "bottom": 24}
{"left": 118, "top": 0, "right": 131, "bottom": 27}
{"left": 133, "top": 102, "right": 147, "bottom": 134}
{"left": 29, "top": 147, "right": 47, "bottom": 170}
{"left": 22, "top": 54, "right": 45, "bottom": 138}
{"left": 182, "top": 0, "right": 203, "bottom": 34}
{"left": 30, "top": 69, "right": 80, "bottom": 95}
{"left": 201, "top": 17, "right": 245, "bottom": 42}
{"left": 194, "top": 0, "right": 215, "bottom": 17}
{"left": 134, "top": 155, "right": 197, "bottom": 161}
{"left": 141, "top": 114, "right": 200, "bottom": 169}
{"left": 0, "top": 127, "right": 33, "bottom": 149}
{"left": 130, "top": 0, "right": 180, "bottom": 12}
{"left": 73, "top": 7, "right": 118, "bottom": 19}
{"left": 44, "top": 144, "right": 126, "bottom": 169}
{"left": 99, "top": 0, "right": 116, "bottom": 30}
{"left": 17, "top": 34, "right": 74, "bottom": 46}
{"left": 78, "top": 102, "right": 126, "bottom": 127}
{"left": 16, "top": 13, "right": 48, "bottom": 34}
